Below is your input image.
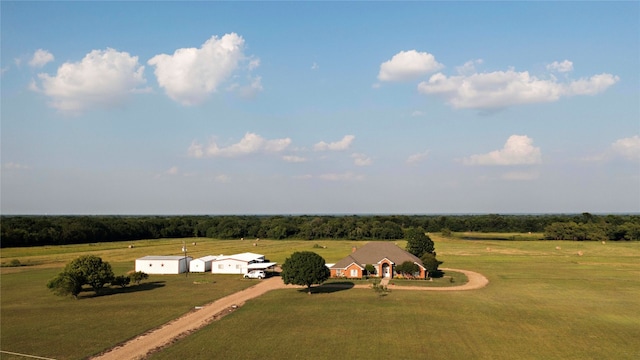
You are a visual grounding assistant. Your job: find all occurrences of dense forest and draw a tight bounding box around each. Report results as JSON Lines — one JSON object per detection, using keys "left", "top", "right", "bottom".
{"left": 1, "top": 214, "right": 639, "bottom": 248}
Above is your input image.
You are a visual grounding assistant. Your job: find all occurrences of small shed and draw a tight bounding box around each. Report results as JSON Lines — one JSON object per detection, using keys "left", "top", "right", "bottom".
{"left": 135, "top": 256, "right": 192, "bottom": 275}
{"left": 189, "top": 255, "right": 218, "bottom": 273}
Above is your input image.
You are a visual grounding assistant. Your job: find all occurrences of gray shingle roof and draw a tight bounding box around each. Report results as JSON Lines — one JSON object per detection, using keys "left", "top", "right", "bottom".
{"left": 331, "top": 242, "right": 424, "bottom": 269}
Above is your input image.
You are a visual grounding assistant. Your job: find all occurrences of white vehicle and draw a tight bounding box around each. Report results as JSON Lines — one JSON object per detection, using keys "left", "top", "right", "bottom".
{"left": 243, "top": 270, "right": 266, "bottom": 279}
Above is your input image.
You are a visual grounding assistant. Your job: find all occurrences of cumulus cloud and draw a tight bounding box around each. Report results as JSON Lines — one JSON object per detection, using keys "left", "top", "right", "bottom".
{"left": 546, "top": 60, "right": 573, "bottom": 73}
{"left": 166, "top": 166, "right": 179, "bottom": 175}
{"left": 314, "top": 135, "right": 355, "bottom": 151}
{"left": 417, "top": 62, "right": 618, "bottom": 111}
{"left": 34, "top": 48, "right": 146, "bottom": 113}
{"left": 611, "top": 135, "right": 640, "bottom": 161}
{"left": 283, "top": 155, "right": 307, "bottom": 163}
{"left": 311, "top": 62, "right": 319, "bottom": 70}
{"left": 188, "top": 132, "right": 291, "bottom": 158}
{"left": 29, "top": 49, "right": 54, "bottom": 68}
{"left": 148, "top": 33, "right": 255, "bottom": 105}
{"left": 406, "top": 150, "right": 430, "bottom": 165}
{"left": 463, "top": 135, "right": 542, "bottom": 166}
{"left": 378, "top": 50, "right": 443, "bottom": 82}
{"left": 351, "top": 153, "right": 372, "bottom": 166}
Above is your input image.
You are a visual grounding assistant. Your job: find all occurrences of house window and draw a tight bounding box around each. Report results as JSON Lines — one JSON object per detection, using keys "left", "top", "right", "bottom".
{"left": 350, "top": 269, "right": 358, "bottom": 277}
{"left": 335, "top": 269, "right": 342, "bottom": 276}
{"left": 218, "top": 264, "right": 224, "bottom": 269}
{"left": 236, "top": 264, "right": 241, "bottom": 269}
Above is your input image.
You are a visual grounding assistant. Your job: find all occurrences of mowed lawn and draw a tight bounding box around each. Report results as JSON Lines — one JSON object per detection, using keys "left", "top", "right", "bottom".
{"left": 2, "top": 237, "right": 640, "bottom": 359}
{"left": 0, "top": 238, "right": 371, "bottom": 360}
{"left": 149, "top": 238, "right": 640, "bottom": 360}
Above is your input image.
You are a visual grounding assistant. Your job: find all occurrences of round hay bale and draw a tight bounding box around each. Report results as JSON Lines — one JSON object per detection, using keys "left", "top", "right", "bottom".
{"left": 555, "top": 246, "right": 561, "bottom": 250}
{"left": 577, "top": 251, "right": 584, "bottom": 256}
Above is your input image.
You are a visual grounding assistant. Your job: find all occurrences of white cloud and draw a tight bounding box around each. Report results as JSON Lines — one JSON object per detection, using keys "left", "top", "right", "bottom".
{"left": 319, "top": 172, "right": 364, "bottom": 181}
{"left": 546, "top": 60, "right": 573, "bottom": 73}
{"left": 411, "top": 110, "right": 425, "bottom": 117}
{"left": 166, "top": 166, "right": 179, "bottom": 175}
{"left": 29, "top": 49, "right": 54, "bottom": 68}
{"left": 148, "top": 33, "right": 255, "bottom": 105}
{"left": 378, "top": 50, "right": 443, "bottom": 82}
{"left": 311, "top": 62, "right": 319, "bottom": 70}
{"left": 611, "top": 135, "right": 640, "bottom": 161}
{"left": 189, "top": 132, "right": 291, "bottom": 158}
{"left": 35, "top": 48, "right": 146, "bottom": 113}
{"left": 418, "top": 64, "right": 619, "bottom": 111}
{"left": 463, "top": 135, "right": 542, "bottom": 166}
{"left": 351, "top": 153, "right": 372, "bottom": 166}
{"left": 406, "top": 150, "right": 430, "bottom": 165}
{"left": 1, "top": 66, "right": 9, "bottom": 76}
{"left": 456, "top": 59, "right": 483, "bottom": 75}
{"left": 314, "top": 135, "right": 355, "bottom": 151}
{"left": 283, "top": 155, "right": 307, "bottom": 163}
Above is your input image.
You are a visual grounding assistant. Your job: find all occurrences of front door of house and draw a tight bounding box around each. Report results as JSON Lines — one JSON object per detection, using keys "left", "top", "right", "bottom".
{"left": 382, "top": 263, "right": 390, "bottom": 278}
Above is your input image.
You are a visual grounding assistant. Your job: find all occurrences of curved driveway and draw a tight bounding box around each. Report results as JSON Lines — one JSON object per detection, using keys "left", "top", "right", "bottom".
{"left": 91, "top": 268, "right": 488, "bottom": 360}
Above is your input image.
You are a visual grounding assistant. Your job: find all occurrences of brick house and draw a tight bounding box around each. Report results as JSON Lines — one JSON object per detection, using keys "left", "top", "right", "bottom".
{"left": 330, "top": 242, "right": 427, "bottom": 279}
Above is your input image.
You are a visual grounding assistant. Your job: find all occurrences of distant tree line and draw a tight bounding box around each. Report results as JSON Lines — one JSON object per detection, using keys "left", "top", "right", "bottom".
{"left": 1, "top": 213, "right": 639, "bottom": 247}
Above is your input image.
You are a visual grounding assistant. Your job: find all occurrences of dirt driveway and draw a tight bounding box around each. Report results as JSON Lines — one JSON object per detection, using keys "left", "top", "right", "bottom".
{"left": 91, "top": 268, "right": 488, "bottom": 360}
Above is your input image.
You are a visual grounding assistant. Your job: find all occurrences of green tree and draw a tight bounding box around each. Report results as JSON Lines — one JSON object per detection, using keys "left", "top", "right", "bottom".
{"left": 130, "top": 271, "right": 149, "bottom": 285}
{"left": 47, "top": 255, "right": 115, "bottom": 297}
{"left": 421, "top": 253, "right": 443, "bottom": 278}
{"left": 405, "top": 227, "right": 435, "bottom": 257}
{"left": 112, "top": 275, "right": 131, "bottom": 288}
{"left": 65, "top": 255, "right": 115, "bottom": 294}
{"left": 365, "top": 264, "right": 376, "bottom": 277}
{"left": 47, "top": 271, "right": 84, "bottom": 298}
{"left": 396, "top": 261, "right": 419, "bottom": 277}
{"left": 281, "top": 251, "right": 330, "bottom": 294}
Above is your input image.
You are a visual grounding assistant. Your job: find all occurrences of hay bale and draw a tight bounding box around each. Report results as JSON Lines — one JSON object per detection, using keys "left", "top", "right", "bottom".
{"left": 555, "top": 246, "right": 561, "bottom": 250}
{"left": 577, "top": 251, "right": 584, "bottom": 256}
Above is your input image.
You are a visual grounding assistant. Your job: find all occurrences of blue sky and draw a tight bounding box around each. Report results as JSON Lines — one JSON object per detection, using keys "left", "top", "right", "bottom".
{"left": 1, "top": 1, "right": 638, "bottom": 215}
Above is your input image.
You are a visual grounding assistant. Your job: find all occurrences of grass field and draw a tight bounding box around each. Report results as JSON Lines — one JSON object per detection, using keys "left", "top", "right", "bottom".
{"left": 2, "top": 237, "right": 639, "bottom": 359}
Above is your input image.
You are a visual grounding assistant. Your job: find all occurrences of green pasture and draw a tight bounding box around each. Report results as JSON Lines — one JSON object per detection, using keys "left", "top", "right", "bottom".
{"left": 150, "top": 238, "right": 640, "bottom": 360}
{"left": 2, "top": 237, "right": 639, "bottom": 359}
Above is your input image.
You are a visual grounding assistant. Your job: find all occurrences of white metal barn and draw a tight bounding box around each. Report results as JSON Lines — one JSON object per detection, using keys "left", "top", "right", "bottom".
{"left": 211, "top": 252, "right": 275, "bottom": 275}
{"left": 189, "top": 255, "right": 218, "bottom": 273}
{"left": 135, "top": 256, "right": 192, "bottom": 275}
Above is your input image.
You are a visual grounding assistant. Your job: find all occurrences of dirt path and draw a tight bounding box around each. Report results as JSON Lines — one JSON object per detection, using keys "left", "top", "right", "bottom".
{"left": 91, "top": 268, "right": 487, "bottom": 360}
{"left": 385, "top": 267, "right": 489, "bottom": 291}
{"left": 91, "top": 277, "right": 291, "bottom": 360}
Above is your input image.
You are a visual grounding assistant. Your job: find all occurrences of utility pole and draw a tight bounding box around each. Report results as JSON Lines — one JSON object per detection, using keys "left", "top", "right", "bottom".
{"left": 182, "top": 239, "right": 188, "bottom": 278}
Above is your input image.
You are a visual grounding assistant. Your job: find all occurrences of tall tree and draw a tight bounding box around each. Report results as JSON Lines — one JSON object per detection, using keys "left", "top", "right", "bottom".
{"left": 47, "top": 255, "right": 115, "bottom": 297}
{"left": 281, "top": 251, "right": 330, "bottom": 294}
{"left": 405, "top": 227, "right": 435, "bottom": 257}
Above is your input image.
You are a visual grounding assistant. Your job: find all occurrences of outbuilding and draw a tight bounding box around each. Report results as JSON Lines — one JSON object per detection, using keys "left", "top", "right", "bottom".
{"left": 189, "top": 255, "right": 218, "bottom": 273}
{"left": 135, "top": 255, "right": 192, "bottom": 275}
{"left": 211, "top": 252, "right": 275, "bottom": 275}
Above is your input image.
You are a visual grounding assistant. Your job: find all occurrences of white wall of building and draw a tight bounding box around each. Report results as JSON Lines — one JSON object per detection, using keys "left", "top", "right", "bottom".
{"left": 135, "top": 256, "right": 191, "bottom": 274}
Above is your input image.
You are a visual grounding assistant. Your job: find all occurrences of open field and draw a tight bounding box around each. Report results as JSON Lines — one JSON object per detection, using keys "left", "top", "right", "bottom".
{"left": 149, "top": 238, "right": 640, "bottom": 360}
{"left": 2, "top": 237, "right": 640, "bottom": 359}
